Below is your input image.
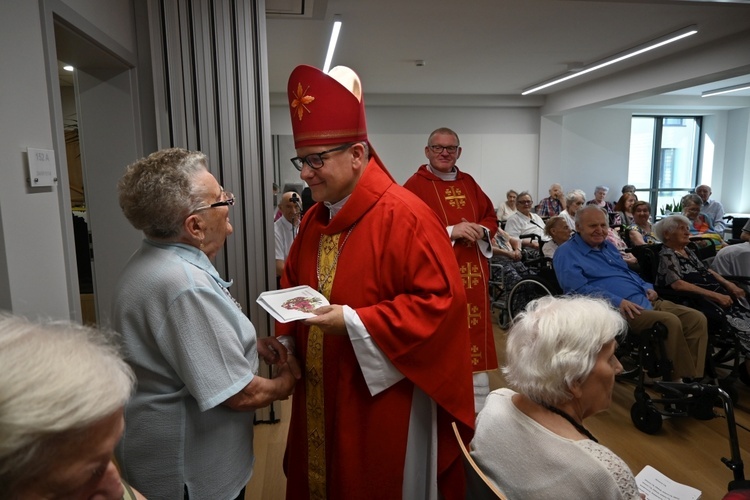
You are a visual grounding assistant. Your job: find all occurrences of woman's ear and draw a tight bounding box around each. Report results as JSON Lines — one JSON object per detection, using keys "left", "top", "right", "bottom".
{"left": 568, "top": 381, "right": 583, "bottom": 399}
{"left": 184, "top": 213, "right": 204, "bottom": 240}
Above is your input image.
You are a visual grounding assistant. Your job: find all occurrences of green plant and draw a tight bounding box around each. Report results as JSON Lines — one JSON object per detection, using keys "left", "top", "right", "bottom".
{"left": 659, "top": 199, "right": 683, "bottom": 215}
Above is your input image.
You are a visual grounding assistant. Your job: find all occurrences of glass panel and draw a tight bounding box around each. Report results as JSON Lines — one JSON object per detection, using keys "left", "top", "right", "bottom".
{"left": 628, "top": 116, "right": 701, "bottom": 220}
{"left": 658, "top": 118, "right": 699, "bottom": 191}
{"left": 627, "top": 117, "right": 655, "bottom": 190}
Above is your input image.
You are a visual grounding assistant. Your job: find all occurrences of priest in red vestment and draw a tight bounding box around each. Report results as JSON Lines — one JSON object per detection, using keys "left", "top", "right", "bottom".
{"left": 404, "top": 128, "right": 499, "bottom": 413}
{"left": 276, "top": 65, "right": 476, "bottom": 500}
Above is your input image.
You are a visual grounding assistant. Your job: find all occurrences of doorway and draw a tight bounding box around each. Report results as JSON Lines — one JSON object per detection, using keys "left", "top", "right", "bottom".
{"left": 43, "top": 5, "right": 143, "bottom": 326}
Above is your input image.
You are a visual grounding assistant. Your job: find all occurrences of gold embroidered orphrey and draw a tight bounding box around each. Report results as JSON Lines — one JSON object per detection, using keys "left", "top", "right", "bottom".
{"left": 291, "top": 82, "right": 315, "bottom": 121}
{"left": 305, "top": 232, "right": 340, "bottom": 500}
{"left": 443, "top": 185, "right": 466, "bottom": 209}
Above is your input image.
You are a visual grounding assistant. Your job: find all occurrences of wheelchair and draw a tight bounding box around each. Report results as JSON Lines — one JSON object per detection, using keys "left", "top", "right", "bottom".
{"left": 497, "top": 237, "right": 733, "bottom": 434}
{"left": 629, "top": 240, "right": 745, "bottom": 407}
{"left": 489, "top": 234, "right": 560, "bottom": 328}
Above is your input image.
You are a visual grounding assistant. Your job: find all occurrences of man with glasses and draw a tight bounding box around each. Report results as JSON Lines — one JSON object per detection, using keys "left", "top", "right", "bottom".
{"left": 404, "top": 127, "right": 499, "bottom": 413}
{"left": 277, "top": 65, "right": 475, "bottom": 500}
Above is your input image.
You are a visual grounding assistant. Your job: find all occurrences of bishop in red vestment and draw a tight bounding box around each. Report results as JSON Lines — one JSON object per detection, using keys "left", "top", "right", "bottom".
{"left": 276, "top": 65, "right": 475, "bottom": 500}
{"left": 404, "top": 129, "right": 499, "bottom": 410}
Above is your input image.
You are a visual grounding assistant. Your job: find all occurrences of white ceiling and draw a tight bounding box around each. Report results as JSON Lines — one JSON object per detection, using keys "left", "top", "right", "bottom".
{"left": 265, "top": 0, "right": 750, "bottom": 106}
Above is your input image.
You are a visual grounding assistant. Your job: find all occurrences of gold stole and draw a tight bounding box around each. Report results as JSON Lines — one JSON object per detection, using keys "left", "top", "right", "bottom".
{"left": 307, "top": 232, "right": 340, "bottom": 499}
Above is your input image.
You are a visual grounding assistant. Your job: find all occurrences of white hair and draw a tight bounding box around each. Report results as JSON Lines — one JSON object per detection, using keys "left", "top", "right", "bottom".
{"left": 502, "top": 296, "right": 626, "bottom": 405}
{"left": 653, "top": 214, "right": 690, "bottom": 243}
{"left": 565, "top": 189, "right": 586, "bottom": 206}
{"left": 0, "top": 314, "right": 134, "bottom": 495}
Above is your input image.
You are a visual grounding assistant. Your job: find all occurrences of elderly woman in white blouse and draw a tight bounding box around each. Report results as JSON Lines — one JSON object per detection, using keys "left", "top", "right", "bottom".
{"left": 496, "top": 189, "right": 518, "bottom": 222}
{"left": 560, "top": 189, "right": 586, "bottom": 233}
{"left": 471, "top": 296, "right": 643, "bottom": 500}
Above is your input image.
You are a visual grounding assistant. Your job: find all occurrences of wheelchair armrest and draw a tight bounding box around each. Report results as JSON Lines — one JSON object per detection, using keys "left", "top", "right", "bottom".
{"left": 654, "top": 286, "right": 725, "bottom": 315}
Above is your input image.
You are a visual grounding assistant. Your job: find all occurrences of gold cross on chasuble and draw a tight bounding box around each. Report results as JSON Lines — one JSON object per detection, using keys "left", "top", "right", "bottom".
{"left": 306, "top": 232, "right": 341, "bottom": 499}
{"left": 443, "top": 185, "right": 466, "bottom": 209}
{"left": 460, "top": 261, "right": 482, "bottom": 289}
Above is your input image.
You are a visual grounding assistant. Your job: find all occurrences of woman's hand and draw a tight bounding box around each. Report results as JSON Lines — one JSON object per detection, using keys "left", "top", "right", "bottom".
{"left": 709, "top": 291, "right": 734, "bottom": 309}
{"left": 257, "top": 336, "right": 289, "bottom": 366}
{"left": 726, "top": 283, "right": 746, "bottom": 300}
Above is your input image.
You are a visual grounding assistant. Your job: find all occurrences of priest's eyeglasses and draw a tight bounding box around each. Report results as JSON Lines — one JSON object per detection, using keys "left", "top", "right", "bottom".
{"left": 428, "top": 145, "right": 459, "bottom": 154}
{"left": 290, "top": 143, "right": 354, "bottom": 171}
{"left": 194, "top": 190, "right": 235, "bottom": 212}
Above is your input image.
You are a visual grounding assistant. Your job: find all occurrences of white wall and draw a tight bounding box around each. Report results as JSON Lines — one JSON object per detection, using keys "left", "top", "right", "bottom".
{"left": 272, "top": 101, "right": 750, "bottom": 214}
{"left": 0, "top": 0, "right": 136, "bottom": 319}
{"left": 61, "top": 0, "right": 136, "bottom": 53}
{"left": 271, "top": 105, "right": 541, "bottom": 208}
{"left": 0, "top": 1, "right": 71, "bottom": 317}
{"left": 723, "top": 108, "right": 750, "bottom": 213}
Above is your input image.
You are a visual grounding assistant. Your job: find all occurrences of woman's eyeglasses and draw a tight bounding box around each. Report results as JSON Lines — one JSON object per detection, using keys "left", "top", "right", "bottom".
{"left": 194, "top": 190, "right": 235, "bottom": 212}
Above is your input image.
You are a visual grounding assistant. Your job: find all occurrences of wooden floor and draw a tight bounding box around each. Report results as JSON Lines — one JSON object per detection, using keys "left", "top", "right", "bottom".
{"left": 246, "top": 324, "right": 750, "bottom": 500}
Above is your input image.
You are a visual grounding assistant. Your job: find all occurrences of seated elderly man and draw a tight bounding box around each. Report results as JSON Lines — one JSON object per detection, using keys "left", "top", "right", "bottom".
{"left": 535, "top": 183, "right": 564, "bottom": 217}
{"left": 274, "top": 190, "right": 302, "bottom": 277}
{"left": 554, "top": 205, "right": 708, "bottom": 381}
{"left": 695, "top": 184, "right": 725, "bottom": 234}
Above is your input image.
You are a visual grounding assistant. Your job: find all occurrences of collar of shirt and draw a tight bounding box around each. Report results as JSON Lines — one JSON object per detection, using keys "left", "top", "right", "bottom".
{"left": 426, "top": 164, "right": 458, "bottom": 181}
{"left": 324, "top": 194, "right": 352, "bottom": 220}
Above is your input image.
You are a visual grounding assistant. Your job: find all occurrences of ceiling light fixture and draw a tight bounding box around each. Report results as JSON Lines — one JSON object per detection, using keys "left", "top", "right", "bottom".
{"left": 521, "top": 25, "right": 698, "bottom": 96}
{"left": 701, "top": 82, "right": 750, "bottom": 97}
{"left": 63, "top": 65, "right": 74, "bottom": 71}
{"left": 322, "top": 15, "right": 342, "bottom": 74}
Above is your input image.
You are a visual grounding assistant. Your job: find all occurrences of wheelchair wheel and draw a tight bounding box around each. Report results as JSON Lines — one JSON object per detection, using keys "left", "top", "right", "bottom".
{"left": 507, "top": 277, "right": 559, "bottom": 322}
{"left": 630, "top": 401, "right": 662, "bottom": 434}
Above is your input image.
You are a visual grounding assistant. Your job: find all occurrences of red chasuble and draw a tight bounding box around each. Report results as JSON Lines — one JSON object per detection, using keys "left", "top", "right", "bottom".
{"left": 277, "top": 156, "right": 475, "bottom": 500}
{"left": 404, "top": 165, "right": 499, "bottom": 373}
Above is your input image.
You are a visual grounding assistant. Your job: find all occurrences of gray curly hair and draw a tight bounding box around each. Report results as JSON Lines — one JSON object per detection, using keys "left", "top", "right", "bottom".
{"left": 117, "top": 148, "right": 210, "bottom": 239}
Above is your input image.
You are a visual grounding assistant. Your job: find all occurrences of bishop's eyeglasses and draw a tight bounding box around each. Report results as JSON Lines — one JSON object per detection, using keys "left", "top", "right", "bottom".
{"left": 290, "top": 143, "right": 354, "bottom": 171}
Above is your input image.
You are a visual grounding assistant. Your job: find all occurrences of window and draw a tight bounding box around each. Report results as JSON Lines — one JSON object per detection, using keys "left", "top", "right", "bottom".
{"left": 627, "top": 116, "right": 702, "bottom": 217}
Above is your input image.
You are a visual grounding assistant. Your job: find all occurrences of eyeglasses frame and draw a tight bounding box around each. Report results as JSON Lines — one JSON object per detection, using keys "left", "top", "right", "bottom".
{"left": 290, "top": 143, "right": 355, "bottom": 171}
{"left": 193, "top": 190, "right": 235, "bottom": 212}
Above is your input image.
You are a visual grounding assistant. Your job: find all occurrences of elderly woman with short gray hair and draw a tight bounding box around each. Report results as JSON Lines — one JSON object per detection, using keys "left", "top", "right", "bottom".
{"left": 654, "top": 215, "right": 750, "bottom": 337}
{"left": 470, "top": 296, "right": 642, "bottom": 500}
{"left": 113, "top": 147, "right": 299, "bottom": 499}
{"left": 560, "top": 189, "right": 586, "bottom": 232}
{"left": 0, "top": 314, "right": 138, "bottom": 499}
{"left": 681, "top": 193, "right": 726, "bottom": 249}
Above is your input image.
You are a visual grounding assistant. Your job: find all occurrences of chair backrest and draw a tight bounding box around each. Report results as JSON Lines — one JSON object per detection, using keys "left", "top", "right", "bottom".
{"left": 451, "top": 422, "right": 507, "bottom": 500}
{"left": 732, "top": 217, "right": 748, "bottom": 241}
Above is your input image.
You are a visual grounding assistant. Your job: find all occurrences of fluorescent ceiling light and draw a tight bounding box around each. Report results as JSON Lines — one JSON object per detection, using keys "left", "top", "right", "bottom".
{"left": 522, "top": 25, "right": 698, "bottom": 95}
{"left": 701, "top": 82, "right": 750, "bottom": 97}
{"left": 322, "top": 15, "right": 342, "bottom": 74}
{"left": 63, "top": 65, "right": 74, "bottom": 71}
